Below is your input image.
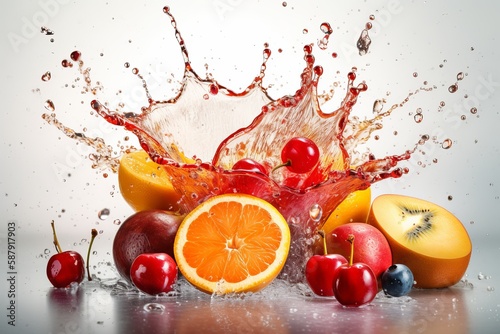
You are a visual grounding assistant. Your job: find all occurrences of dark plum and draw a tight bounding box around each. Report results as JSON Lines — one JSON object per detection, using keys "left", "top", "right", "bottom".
{"left": 113, "top": 210, "right": 184, "bottom": 282}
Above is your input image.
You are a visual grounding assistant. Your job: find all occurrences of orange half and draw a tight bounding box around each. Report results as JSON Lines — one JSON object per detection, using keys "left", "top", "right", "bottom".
{"left": 174, "top": 194, "right": 290, "bottom": 294}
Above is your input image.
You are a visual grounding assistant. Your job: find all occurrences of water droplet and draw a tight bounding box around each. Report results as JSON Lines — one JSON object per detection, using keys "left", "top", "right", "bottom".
{"left": 357, "top": 29, "right": 371, "bottom": 56}
{"left": 447, "top": 195, "right": 453, "bottom": 201}
{"left": 302, "top": 29, "right": 308, "bottom": 34}
{"left": 143, "top": 303, "right": 165, "bottom": 313}
{"left": 44, "top": 100, "right": 55, "bottom": 111}
{"left": 457, "top": 72, "right": 464, "bottom": 81}
{"left": 478, "top": 272, "right": 486, "bottom": 280}
{"left": 61, "top": 59, "right": 72, "bottom": 68}
{"left": 70, "top": 50, "right": 81, "bottom": 62}
{"left": 124, "top": 62, "right": 130, "bottom": 68}
{"left": 413, "top": 72, "right": 418, "bottom": 78}
{"left": 470, "top": 107, "right": 477, "bottom": 114}
{"left": 40, "top": 26, "right": 54, "bottom": 35}
{"left": 414, "top": 113, "right": 423, "bottom": 123}
{"left": 373, "top": 99, "right": 384, "bottom": 113}
{"left": 442, "top": 138, "right": 452, "bottom": 149}
{"left": 309, "top": 204, "right": 323, "bottom": 222}
{"left": 44, "top": 248, "right": 51, "bottom": 255}
{"left": 369, "top": 14, "right": 375, "bottom": 20}
{"left": 113, "top": 219, "right": 121, "bottom": 225}
{"left": 209, "top": 83, "right": 219, "bottom": 95}
{"left": 132, "top": 68, "right": 139, "bottom": 75}
{"left": 282, "top": 1, "right": 287, "bottom": 7}
{"left": 487, "top": 286, "right": 495, "bottom": 292}
{"left": 461, "top": 115, "right": 466, "bottom": 120}
{"left": 98, "top": 208, "right": 110, "bottom": 220}
{"left": 448, "top": 84, "right": 458, "bottom": 93}
{"left": 320, "top": 22, "right": 333, "bottom": 35}
{"left": 41, "top": 71, "right": 51, "bottom": 81}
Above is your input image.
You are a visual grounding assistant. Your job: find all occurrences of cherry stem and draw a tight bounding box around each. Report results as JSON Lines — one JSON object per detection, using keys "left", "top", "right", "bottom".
{"left": 317, "top": 230, "right": 327, "bottom": 255}
{"left": 271, "top": 160, "right": 291, "bottom": 173}
{"left": 347, "top": 234, "right": 355, "bottom": 266}
{"left": 86, "top": 229, "right": 98, "bottom": 281}
{"left": 50, "top": 220, "right": 63, "bottom": 254}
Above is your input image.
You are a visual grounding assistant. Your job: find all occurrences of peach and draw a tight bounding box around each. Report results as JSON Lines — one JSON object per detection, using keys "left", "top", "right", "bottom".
{"left": 326, "top": 222, "right": 392, "bottom": 280}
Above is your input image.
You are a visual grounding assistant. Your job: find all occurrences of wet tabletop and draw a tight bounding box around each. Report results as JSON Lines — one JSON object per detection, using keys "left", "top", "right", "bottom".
{"left": 0, "top": 235, "right": 498, "bottom": 334}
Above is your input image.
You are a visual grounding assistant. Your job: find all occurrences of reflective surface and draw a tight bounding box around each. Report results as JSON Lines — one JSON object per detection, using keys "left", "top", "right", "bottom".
{"left": 2, "top": 0, "right": 500, "bottom": 333}
{"left": 1, "top": 235, "right": 499, "bottom": 334}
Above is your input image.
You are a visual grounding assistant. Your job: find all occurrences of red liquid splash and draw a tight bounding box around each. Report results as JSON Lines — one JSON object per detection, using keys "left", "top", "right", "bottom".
{"left": 43, "top": 7, "right": 428, "bottom": 282}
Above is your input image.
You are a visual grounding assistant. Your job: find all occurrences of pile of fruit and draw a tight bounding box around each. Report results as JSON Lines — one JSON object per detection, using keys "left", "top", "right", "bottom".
{"left": 46, "top": 138, "right": 472, "bottom": 308}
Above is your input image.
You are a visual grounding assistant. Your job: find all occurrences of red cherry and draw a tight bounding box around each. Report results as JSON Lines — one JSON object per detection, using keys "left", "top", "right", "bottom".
{"left": 306, "top": 231, "right": 347, "bottom": 296}
{"left": 47, "top": 251, "right": 85, "bottom": 288}
{"left": 130, "top": 253, "right": 178, "bottom": 295}
{"left": 333, "top": 234, "right": 378, "bottom": 307}
{"left": 46, "top": 221, "right": 98, "bottom": 288}
{"left": 232, "top": 158, "right": 268, "bottom": 174}
{"left": 278, "top": 137, "right": 320, "bottom": 174}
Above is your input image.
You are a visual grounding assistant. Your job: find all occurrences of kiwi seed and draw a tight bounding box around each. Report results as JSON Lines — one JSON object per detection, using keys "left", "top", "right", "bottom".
{"left": 398, "top": 203, "right": 435, "bottom": 241}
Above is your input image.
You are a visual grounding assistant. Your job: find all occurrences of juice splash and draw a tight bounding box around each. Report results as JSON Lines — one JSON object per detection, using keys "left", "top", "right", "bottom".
{"left": 43, "top": 7, "right": 428, "bottom": 282}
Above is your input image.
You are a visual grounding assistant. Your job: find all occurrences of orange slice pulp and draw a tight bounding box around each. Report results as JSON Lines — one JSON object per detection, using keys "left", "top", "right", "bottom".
{"left": 173, "top": 193, "right": 291, "bottom": 294}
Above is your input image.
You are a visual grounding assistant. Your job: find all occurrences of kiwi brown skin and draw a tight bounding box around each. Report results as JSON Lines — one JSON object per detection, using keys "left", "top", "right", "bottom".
{"left": 367, "top": 194, "right": 472, "bottom": 289}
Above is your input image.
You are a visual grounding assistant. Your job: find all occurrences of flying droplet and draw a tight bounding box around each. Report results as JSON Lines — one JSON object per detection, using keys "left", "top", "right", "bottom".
{"left": 448, "top": 84, "right": 458, "bottom": 93}
{"left": 70, "top": 50, "right": 81, "bottom": 62}
{"left": 309, "top": 204, "right": 323, "bottom": 222}
{"left": 372, "top": 99, "right": 384, "bottom": 113}
{"left": 457, "top": 72, "right": 464, "bottom": 81}
{"left": 113, "top": 219, "right": 121, "bottom": 225}
{"left": 44, "top": 100, "right": 55, "bottom": 111}
{"left": 40, "top": 26, "right": 54, "bottom": 35}
{"left": 414, "top": 113, "right": 423, "bottom": 123}
{"left": 470, "top": 107, "right": 477, "bottom": 114}
{"left": 98, "top": 208, "right": 110, "bottom": 220}
{"left": 41, "top": 71, "right": 52, "bottom": 81}
{"left": 320, "top": 22, "right": 333, "bottom": 35}
{"left": 442, "top": 138, "right": 452, "bottom": 149}
{"left": 357, "top": 29, "right": 371, "bottom": 56}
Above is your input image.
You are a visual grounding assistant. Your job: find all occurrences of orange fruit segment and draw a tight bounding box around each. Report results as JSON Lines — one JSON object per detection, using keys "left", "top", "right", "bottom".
{"left": 174, "top": 194, "right": 291, "bottom": 294}
{"left": 118, "top": 150, "right": 182, "bottom": 212}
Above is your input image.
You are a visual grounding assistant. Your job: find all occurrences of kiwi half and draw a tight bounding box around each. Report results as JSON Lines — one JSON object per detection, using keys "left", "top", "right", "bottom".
{"left": 367, "top": 194, "right": 472, "bottom": 288}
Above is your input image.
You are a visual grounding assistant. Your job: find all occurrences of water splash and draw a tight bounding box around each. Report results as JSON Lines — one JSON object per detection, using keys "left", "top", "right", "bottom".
{"left": 42, "top": 6, "right": 449, "bottom": 282}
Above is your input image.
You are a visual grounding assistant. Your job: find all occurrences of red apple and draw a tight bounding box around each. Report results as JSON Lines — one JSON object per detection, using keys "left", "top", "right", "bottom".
{"left": 326, "top": 223, "right": 392, "bottom": 280}
{"left": 112, "top": 210, "right": 184, "bottom": 282}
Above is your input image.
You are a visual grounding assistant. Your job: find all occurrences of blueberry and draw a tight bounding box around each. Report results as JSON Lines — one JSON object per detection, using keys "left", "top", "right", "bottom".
{"left": 381, "top": 264, "right": 414, "bottom": 297}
